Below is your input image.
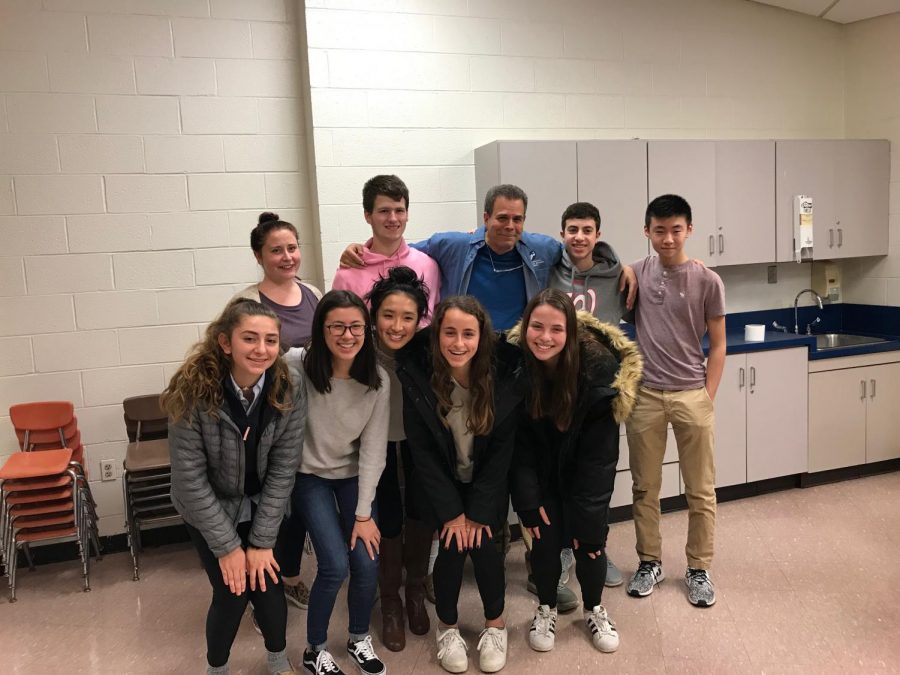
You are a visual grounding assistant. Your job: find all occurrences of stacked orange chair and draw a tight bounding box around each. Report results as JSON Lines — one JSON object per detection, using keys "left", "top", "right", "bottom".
{"left": 2, "top": 401, "right": 102, "bottom": 601}
{"left": 0, "top": 448, "right": 93, "bottom": 602}
{"left": 122, "top": 394, "right": 181, "bottom": 580}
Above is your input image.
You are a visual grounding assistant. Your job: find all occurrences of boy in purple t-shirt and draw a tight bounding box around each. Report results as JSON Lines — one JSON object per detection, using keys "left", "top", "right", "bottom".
{"left": 625, "top": 194, "right": 726, "bottom": 607}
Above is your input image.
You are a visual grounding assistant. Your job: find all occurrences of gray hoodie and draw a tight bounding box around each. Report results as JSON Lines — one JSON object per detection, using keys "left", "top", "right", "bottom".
{"left": 549, "top": 241, "right": 628, "bottom": 325}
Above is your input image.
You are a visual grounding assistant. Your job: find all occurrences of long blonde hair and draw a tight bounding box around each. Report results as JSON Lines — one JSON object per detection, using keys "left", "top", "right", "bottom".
{"left": 430, "top": 296, "right": 496, "bottom": 437}
{"left": 161, "top": 298, "right": 293, "bottom": 421}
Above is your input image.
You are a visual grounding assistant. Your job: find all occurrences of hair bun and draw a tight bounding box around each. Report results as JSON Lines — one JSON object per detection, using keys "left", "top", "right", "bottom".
{"left": 387, "top": 266, "right": 418, "bottom": 284}
{"left": 258, "top": 211, "right": 280, "bottom": 225}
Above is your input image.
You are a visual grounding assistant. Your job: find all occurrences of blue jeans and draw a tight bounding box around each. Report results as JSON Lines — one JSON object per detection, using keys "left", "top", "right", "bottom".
{"left": 295, "top": 473, "right": 379, "bottom": 649}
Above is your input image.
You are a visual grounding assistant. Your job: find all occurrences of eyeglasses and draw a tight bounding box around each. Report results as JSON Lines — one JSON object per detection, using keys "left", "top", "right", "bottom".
{"left": 325, "top": 322, "right": 366, "bottom": 337}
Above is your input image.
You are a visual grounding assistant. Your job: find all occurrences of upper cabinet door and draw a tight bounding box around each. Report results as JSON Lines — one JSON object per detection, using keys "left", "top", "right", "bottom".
{"left": 775, "top": 140, "right": 836, "bottom": 262}
{"left": 715, "top": 141, "right": 776, "bottom": 266}
{"left": 648, "top": 141, "right": 716, "bottom": 265}
{"left": 834, "top": 140, "right": 890, "bottom": 259}
{"left": 496, "top": 141, "right": 578, "bottom": 241}
{"left": 576, "top": 140, "right": 649, "bottom": 267}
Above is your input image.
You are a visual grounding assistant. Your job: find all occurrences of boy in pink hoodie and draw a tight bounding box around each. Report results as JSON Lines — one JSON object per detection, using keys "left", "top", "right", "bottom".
{"left": 332, "top": 174, "right": 440, "bottom": 325}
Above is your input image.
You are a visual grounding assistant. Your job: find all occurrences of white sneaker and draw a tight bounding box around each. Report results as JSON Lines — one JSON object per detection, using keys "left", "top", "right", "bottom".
{"left": 436, "top": 626, "right": 468, "bottom": 673}
{"left": 477, "top": 626, "right": 507, "bottom": 673}
{"left": 585, "top": 604, "right": 619, "bottom": 653}
{"left": 528, "top": 604, "right": 557, "bottom": 652}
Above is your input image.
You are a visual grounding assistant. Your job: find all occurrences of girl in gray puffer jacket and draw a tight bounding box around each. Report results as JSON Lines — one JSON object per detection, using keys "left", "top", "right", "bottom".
{"left": 163, "top": 298, "right": 306, "bottom": 675}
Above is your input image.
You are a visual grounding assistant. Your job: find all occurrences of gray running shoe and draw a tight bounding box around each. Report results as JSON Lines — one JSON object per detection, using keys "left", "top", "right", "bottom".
{"left": 526, "top": 575, "right": 580, "bottom": 613}
{"left": 684, "top": 567, "right": 716, "bottom": 607}
{"left": 626, "top": 560, "right": 664, "bottom": 597}
{"left": 604, "top": 557, "right": 624, "bottom": 587}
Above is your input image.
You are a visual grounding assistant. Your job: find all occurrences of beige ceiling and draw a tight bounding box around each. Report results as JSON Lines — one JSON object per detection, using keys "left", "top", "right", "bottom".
{"left": 749, "top": 0, "right": 900, "bottom": 23}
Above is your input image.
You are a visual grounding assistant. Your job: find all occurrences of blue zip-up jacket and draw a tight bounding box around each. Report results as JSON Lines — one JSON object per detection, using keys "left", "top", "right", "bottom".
{"left": 410, "top": 226, "right": 563, "bottom": 300}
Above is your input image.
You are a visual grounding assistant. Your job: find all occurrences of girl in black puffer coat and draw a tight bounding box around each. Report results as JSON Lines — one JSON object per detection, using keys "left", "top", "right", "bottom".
{"left": 509, "top": 289, "right": 642, "bottom": 657}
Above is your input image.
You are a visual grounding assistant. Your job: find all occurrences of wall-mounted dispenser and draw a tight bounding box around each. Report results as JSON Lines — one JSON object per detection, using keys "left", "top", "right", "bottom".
{"left": 793, "top": 195, "right": 814, "bottom": 262}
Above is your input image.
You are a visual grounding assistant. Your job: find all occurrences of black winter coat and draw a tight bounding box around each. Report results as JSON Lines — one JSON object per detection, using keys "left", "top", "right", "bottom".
{"left": 396, "top": 329, "right": 525, "bottom": 529}
{"left": 509, "top": 314, "right": 642, "bottom": 549}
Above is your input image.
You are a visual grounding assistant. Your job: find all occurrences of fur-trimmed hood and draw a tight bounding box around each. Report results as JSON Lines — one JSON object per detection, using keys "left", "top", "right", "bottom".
{"left": 507, "top": 311, "right": 642, "bottom": 424}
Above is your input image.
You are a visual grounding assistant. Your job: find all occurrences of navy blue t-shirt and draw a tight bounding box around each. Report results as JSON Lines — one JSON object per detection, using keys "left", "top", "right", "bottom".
{"left": 468, "top": 246, "right": 527, "bottom": 331}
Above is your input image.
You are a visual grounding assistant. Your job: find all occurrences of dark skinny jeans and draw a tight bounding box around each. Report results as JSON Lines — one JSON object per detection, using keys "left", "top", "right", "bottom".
{"left": 529, "top": 498, "right": 608, "bottom": 610}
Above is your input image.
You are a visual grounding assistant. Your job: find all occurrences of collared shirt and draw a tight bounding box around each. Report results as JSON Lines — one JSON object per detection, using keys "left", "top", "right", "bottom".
{"left": 229, "top": 372, "right": 265, "bottom": 414}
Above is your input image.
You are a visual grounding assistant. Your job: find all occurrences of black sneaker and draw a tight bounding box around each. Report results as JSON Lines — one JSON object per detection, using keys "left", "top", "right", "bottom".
{"left": 346, "top": 636, "right": 385, "bottom": 675}
{"left": 303, "top": 648, "right": 345, "bottom": 675}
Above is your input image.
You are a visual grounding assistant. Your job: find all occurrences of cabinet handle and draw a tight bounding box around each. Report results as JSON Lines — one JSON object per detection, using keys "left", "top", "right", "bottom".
{"left": 870, "top": 379, "right": 876, "bottom": 398}
{"left": 749, "top": 366, "right": 756, "bottom": 393}
{"left": 861, "top": 380, "right": 867, "bottom": 400}
{"left": 829, "top": 229, "right": 834, "bottom": 248}
{"left": 739, "top": 367, "right": 745, "bottom": 389}
{"left": 837, "top": 228, "right": 843, "bottom": 247}
{"left": 718, "top": 234, "right": 724, "bottom": 254}
{"left": 708, "top": 235, "right": 714, "bottom": 256}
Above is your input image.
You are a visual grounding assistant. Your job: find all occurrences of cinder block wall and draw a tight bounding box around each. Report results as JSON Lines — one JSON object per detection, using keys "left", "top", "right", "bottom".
{"left": 0, "top": 0, "right": 316, "bottom": 535}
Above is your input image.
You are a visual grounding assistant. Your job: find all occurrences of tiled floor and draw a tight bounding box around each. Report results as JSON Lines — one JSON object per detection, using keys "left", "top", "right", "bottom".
{"left": 2, "top": 472, "right": 899, "bottom": 674}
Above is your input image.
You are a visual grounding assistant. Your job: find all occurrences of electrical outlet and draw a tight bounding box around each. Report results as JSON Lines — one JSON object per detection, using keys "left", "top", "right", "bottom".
{"left": 767, "top": 265, "right": 777, "bottom": 284}
{"left": 101, "top": 460, "right": 115, "bottom": 481}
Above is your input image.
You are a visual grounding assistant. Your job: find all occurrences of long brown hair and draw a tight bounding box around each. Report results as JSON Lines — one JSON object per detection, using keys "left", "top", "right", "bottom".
{"left": 161, "top": 298, "right": 293, "bottom": 422}
{"left": 520, "top": 288, "right": 580, "bottom": 431}
{"left": 430, "top": 296, "right": 496, "bottom": 436}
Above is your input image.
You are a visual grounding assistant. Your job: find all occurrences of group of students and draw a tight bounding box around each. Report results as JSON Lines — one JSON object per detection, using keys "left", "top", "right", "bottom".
{"left": 161, "top": 175, "right": 726, "bottom": 675}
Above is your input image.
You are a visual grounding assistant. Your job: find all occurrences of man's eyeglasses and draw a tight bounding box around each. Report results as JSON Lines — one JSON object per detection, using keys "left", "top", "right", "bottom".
{"left": 325, "top": 322, "right": 366, "bottom": 337}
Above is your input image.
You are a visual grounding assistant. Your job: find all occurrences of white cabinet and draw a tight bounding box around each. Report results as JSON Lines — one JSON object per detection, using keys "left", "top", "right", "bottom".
{"left": 648, "top": 140, "right": 716, "bottom": 264}
{"left": 776, "top": 139, "right": 889, "bottom": 262}
{"left": 715, "top": 348, "right": 808, "bottom": 484}
{"left": 577, "top": 140, "right": 649, "bottom": 266}
{"left": 647, "top": 140, "right": 776, "bottom": 267}
{"left": 474, "top": 141, "right": 577, "bottom": 240}
{"left": 809, "top": 360, "right": 900, "bottom": 471}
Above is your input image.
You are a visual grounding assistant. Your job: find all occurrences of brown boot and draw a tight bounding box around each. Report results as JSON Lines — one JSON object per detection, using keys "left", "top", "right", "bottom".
{"left": 403, "top": 519, "right": 433, "bottom": 636}
{"left": 378, "top": 535, "right": 405, "bottom": 651}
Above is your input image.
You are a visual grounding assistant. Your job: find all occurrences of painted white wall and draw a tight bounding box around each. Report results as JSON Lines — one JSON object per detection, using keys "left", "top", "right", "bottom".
{"left": 0, "top": 0, "right": 316, "bottom": 534}
{"left": 842, "top": 12, "right": 900, "bottom": 306}
{"left": 303, "top": 0, "right": 849, "bottom": 312}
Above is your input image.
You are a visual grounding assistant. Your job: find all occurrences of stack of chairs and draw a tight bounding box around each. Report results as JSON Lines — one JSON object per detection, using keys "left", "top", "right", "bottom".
{"left": 122, "top": 394, "right": 181, "bottom": 581}
{"left": 1, "top": 401, "right": 102, "bottom": 602}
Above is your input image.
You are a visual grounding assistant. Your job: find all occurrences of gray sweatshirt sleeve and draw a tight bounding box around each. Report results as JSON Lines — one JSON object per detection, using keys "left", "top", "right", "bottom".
{"left": 355, "top": 369, "right": 390, "bottom": 518}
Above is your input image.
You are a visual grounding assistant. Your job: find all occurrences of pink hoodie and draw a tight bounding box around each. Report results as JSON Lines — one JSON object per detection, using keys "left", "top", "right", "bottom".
{"left": 332, "top": 238, "right": 440, "bottom": 326}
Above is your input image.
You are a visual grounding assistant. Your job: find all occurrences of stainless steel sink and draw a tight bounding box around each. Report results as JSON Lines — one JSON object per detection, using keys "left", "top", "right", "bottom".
{"left": 814, "top": 333, "right": 887, "bottom": 350}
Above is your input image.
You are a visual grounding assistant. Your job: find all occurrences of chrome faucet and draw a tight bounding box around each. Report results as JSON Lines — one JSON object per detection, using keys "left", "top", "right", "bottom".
{"left": 793, "top": 288, "right": 824, "bottom": 335}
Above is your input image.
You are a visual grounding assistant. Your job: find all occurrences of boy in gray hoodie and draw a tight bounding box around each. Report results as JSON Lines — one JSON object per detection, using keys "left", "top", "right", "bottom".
{"left": 550, "top": 201, "right": 628, "bottom": 326}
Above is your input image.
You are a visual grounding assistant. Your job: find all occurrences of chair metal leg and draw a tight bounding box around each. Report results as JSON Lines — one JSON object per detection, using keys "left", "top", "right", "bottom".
{"left": 22, "top": 543, "right": 35, "bottom": 571}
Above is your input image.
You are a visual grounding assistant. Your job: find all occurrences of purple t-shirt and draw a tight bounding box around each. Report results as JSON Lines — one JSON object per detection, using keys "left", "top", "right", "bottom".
{"left": 631, "top": 256, "right": 725, "bottom": 390}
{"left": 259, "top": 281, "right": 319, "bottom": 349}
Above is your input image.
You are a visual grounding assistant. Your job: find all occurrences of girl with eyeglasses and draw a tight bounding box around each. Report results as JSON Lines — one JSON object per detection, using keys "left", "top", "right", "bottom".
{"left": 395, "top": 296, "right": 524, "bottom": 674}
{"left": 163, "top": 298, "right": 305, "bottom": 675}
{"left": 288, "top": 290, "right": 390, "bottom": 675}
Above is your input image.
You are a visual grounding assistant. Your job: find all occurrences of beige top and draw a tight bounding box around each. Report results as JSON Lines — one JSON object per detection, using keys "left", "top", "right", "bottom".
{"left": 446, "top": 378, "right": 474, "bottom": 483}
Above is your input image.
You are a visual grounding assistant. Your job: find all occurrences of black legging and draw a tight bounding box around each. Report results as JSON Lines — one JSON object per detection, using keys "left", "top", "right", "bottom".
{"left": 375, "top": 440, "right": 418, "bottom": 538}
{"left": 274, "top": 479, "right": 307, "bottom": 578}
{"left": 186, "top": 521, "right": 288, "bottom": 668}
{"left": 530, "top": 499, "right": 607, "bottom": 610}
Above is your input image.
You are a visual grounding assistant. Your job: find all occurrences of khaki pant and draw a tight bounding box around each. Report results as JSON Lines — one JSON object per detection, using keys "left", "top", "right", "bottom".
{"left": 625, "top": 386, "right": 716, "bottom": 569}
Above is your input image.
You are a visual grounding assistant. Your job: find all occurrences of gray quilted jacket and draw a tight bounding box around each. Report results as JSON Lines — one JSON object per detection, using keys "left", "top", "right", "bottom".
{"left": 169, "top": 363, "right": 306, "bottom": 558}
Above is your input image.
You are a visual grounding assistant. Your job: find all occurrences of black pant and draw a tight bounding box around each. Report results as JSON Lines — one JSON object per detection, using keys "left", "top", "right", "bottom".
{"left": 186, "top": 521, "right": 288, "bottom": 668}
{"left": 530, "top": 499, "right": 607, "bottom": 610}
{"left": 375, "top": 440, "right": 418, "bottom": 538}
{"left": 274, "top": 477, "right": 307, "bottom": 578}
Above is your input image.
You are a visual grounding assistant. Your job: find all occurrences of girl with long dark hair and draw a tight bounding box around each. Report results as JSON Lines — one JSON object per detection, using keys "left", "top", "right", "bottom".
{"left": 396, "top": 296, "right": 523, "bottom": 674}
{"left": 290, "top": 290, "right": 389, "bottom": 675}
{"left": 509, "top": 289, "right": 642, "bottom": 655}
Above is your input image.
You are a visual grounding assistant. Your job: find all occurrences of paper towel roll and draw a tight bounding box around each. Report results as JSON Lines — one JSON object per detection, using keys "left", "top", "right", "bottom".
{"left": 744, "top": 324, "right": 765, "bottom": 342}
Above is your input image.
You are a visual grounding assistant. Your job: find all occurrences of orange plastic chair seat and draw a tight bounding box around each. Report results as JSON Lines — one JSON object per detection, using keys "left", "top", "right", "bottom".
{"left": 0, "top": 449, "right": 73, "bottom": 480}
{"left": 13, "top": 513, "right": 75, "bottom": 529}
{"left": 2, "top": 474, "right": 72, "bottom": 492}
{"left": 10, "top": 499, "right": 75, "bottom": 518}
{"left": 15, "top": 525, "right": 78, "bottom": 543}
{"left": 5, "top": 489, "right": 74, "bottom": 506}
